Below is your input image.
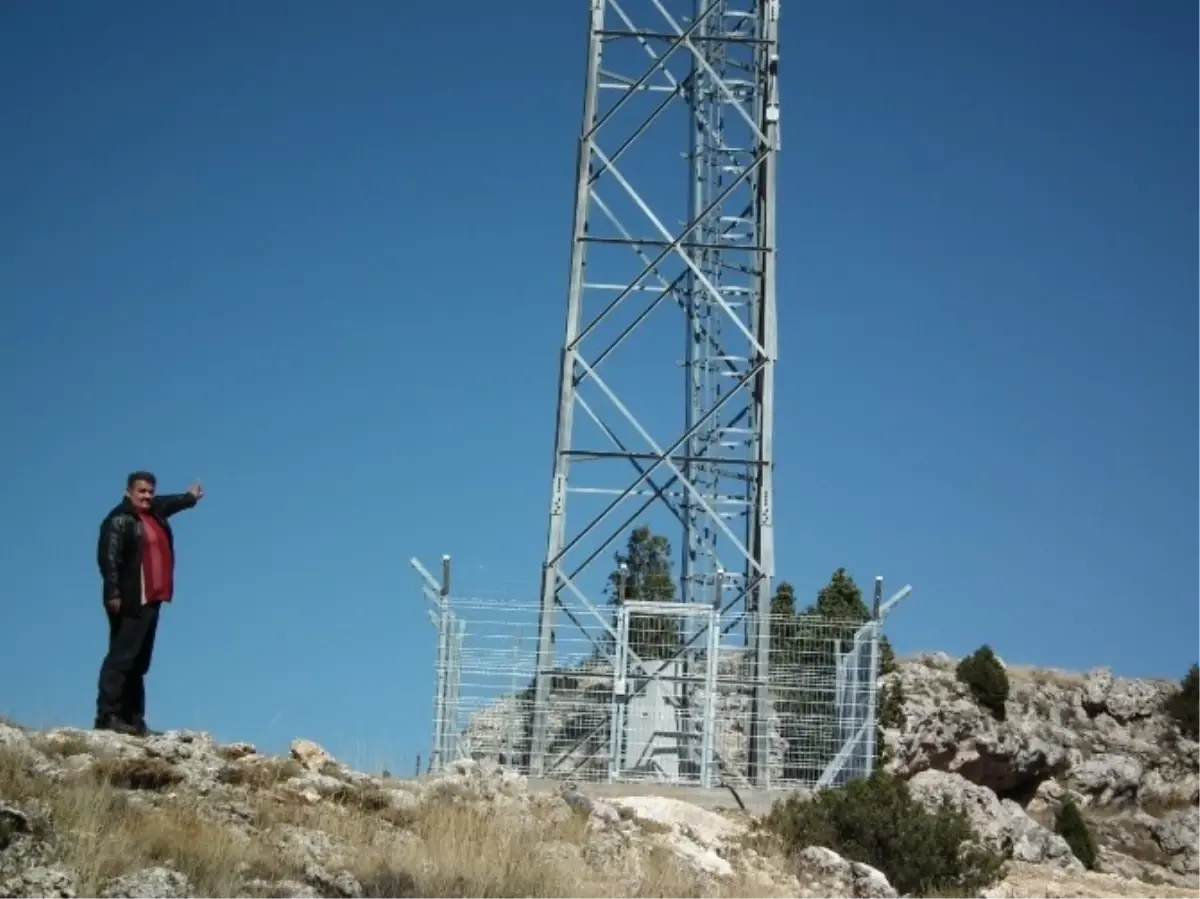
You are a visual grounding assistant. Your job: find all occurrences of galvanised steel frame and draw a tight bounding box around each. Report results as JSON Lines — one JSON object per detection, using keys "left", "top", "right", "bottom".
{"left": 531, "top": 0, "right": 782, "bottom": 785}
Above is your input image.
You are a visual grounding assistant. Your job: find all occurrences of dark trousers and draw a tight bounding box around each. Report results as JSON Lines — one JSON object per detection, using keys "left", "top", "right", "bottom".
{"left": 96, "top": 602, "right": 161, "bottom": 726}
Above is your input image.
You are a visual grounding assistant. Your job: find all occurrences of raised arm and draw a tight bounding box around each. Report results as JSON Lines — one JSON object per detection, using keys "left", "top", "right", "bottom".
{"left": 153, "top": 493, "right": 198, "bottom": 518}
{"left": 153, "top": 482, "right": 204, "bottom": 518}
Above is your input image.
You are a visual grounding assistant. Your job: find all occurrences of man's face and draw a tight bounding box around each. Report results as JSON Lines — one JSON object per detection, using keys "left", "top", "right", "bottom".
{"left": 126, "top": 479, "right": 155, "bottom": 512}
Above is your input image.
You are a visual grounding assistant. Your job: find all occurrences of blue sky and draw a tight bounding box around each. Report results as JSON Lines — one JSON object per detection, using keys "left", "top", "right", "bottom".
{"left": 1, "top": 0, "right": 1195, "bottom": 773}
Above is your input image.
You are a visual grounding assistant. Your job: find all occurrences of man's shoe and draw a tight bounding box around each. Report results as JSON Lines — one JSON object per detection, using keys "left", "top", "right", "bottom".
{"left": 95, "top": 716, "right": 139, "bottom": 736}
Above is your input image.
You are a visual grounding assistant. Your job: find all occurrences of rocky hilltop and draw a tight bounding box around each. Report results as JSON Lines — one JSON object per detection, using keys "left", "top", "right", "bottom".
{"left": 0, "top": 653, "right": 1195, "bottom": 898}
{"left": 882, "top": 653, "right": 1198, "bottom": 889}
{"left": 6, "top": 721, "right": 894, "bottom": 899}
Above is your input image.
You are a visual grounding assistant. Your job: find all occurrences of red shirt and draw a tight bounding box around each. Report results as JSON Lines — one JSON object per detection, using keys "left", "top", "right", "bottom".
{"left": 138, "top": 513, "right": 174, "bottom": 603}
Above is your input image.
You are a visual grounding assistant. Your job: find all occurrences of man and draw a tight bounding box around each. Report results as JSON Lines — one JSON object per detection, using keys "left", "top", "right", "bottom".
{"left": 95, "top": 471, "right": 204, "bottom": 735}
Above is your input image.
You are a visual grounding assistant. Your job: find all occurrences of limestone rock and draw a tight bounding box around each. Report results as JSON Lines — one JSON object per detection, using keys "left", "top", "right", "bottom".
{"left": 604, "top": 794, "right": 757, "bottom": 880}
{"left": 983, "top": 860, "right": 1198, "bottom": 898}
{"left": 0, "top": 802, "right": 53, "bottom": 881}
{"left": 908, "top": 770, "right": 1083, "bottom": 871}
{"left": 241, "top": 878, "right": 322, "bottom": 898}
{"left": 302, "top": 863, "right": 363, "bottom": 898}
{"left": 1138, "top": 764, "right": 1200, "bottom": 808}
{"left": 1153, "top": 806, "right": 1199, "bottom": 877}
{"left": 0, "top": 722, "right": 31, "bottom": 752}
{"left": 884, "top": 654, "right": 1188, "bottom": 813}
{"left": 283, "top": 771, "right": 350, "bottom": 800}
{"left": 1070, "top": 754, "right": 1143, "bottom": 804}
{"left": 289, "top": 738, "right": 334, "bottom": 773}
{"left": 0, "top": 804, "right": 32, "bottom": 847}
{"left": 222, "top": 740, "right": 258, "bottom": 760}
{"left": 884, "top": 656, "right": 1198, "bottom": 892}
{"left": 383, "top": 787, "right": 420, "bottom": 812}
{"left": 99, "top": 866, "right": 191, "bottom": 898}
{"left": 273, "top": 824, "right": 348, "bottom": 869}
{"left": 0, "top": 727, "right": 75, "bottom": 785}
{"left": 796, "top": 846, "right": 897, "bottom": 899}
{"left": 0, "top": 864, "right": 77, "bottom": 898}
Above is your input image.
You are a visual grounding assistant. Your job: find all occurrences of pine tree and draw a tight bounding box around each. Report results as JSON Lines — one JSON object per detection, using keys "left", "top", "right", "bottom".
{"left": 812, "top": 568, "right": 896, "bottom": 671}
{"left": 813, "top": 567, "right": 871, "bottom": 620}
{"left": 770, "top": 569, "right": 895, "bottom": 781}
{"left": 1055, "top": 797, "right": 1098, "bottom": 870}
{"left": 1165, "top": 664, "right": 1199, "bottom": 740}
{"left": 607, "top": 526, "right": 682, "bottom": 660}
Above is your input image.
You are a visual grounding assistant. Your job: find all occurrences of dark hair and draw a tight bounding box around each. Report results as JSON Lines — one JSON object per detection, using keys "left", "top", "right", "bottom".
{"left": 127, "top": 470, "right": 157, "bottom": 489}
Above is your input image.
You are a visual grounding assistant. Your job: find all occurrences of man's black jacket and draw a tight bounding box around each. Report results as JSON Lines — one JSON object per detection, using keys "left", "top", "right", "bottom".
{"left": 97, "top": 493, "right": 197, "bottom": 614}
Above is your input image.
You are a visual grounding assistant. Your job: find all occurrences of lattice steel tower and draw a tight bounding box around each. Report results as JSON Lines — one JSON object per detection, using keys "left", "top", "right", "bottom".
{"left": 531, "top": 0, "right": 782, "bottom": 786}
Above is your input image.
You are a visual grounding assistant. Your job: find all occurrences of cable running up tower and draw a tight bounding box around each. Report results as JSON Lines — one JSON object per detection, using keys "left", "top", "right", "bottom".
{"left": 530, "top": 0, "right": 782, "bottom": 786}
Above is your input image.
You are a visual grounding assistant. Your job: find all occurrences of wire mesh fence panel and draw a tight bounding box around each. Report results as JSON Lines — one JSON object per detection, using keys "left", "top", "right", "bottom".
{"left": 432, "top": 595, "right": 618, "bottom": 779}
{"left": 765, "top": 613, "right": 880, "bottom": 788}
{"left": 428, "top": 592, "right": 881, "bottom": 791}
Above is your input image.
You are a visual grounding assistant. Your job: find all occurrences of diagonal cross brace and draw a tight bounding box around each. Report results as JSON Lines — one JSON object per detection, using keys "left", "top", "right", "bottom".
{"left": 549, "top": 359, "right": 764, "bottom": 571}
{"left": 589, "top": 145, "right": 768, "bottom": 359}
{"left": 574, "top": 354, "right": 765, "bottom": 576}
{"left": 572, "top": 146, "right": 767, "bottom": 357}
{"left": 647, "top": 0, "right": 773, "bottom": 148}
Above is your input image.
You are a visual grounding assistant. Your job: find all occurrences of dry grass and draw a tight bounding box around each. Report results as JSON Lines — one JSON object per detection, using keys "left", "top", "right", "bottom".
{"left": 0, "top": 748, "right": 291, "bottom": 896}
{"left": 1008, "top": 665, "right": 1089, "bottom": 689}
{"left": 0, "top": 744, "right": 784, "bottom": 898}
{"left": 251, "top": 791, "right": 724, "bottom": 898}
{"left": 34, "top": 731, "right": 93, "bottom": 759}
{"left": 360, "top": 802, "right": 772, "bottom": 898}
{"left": 357, "top": 802, "right": 596, "bottom": 898}
{"left": 91, "top": 756, "right": 185, "bottom": 791}
{"left": 1137, "top": 797, "right": 1196, "bottom": 817}
{"left": 216, "top": 757, "right": 304, "bottom": 790}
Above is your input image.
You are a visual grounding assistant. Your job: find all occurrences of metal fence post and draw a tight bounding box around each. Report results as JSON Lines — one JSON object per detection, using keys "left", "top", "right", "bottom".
{"left": 701, "top": 568, "right": 723, "bottom": 788}
{"left": 863, "top": 576, "right": 883, "bottom": 777}
{"left": 438, "top": 555, "right": 453, "bottom": 766}
{"left": 609, "top": 596, "right": 630, "bottom": 783}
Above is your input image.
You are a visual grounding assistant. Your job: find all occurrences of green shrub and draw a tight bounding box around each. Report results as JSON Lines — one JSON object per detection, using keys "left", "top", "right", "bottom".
{"left": 1164, "top": 664, "right": 1198, "bottom": 741}
{"left": 875, "top": 679, "right": 906, "bottom": 765}
{"left": 955, "top": 645, "right": 1010, "bottom": 721}
{"left": 762, "top": 771, "right": 1004, "bottom": 896}
{"left": 1054, "top": 797, "right": 1097, "bottom": 870}
{"left": 879, "top": 635, "right": 897, "bottom": 676}
{"left": 878, "top": 679, "right": 905, "bottom": 731}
